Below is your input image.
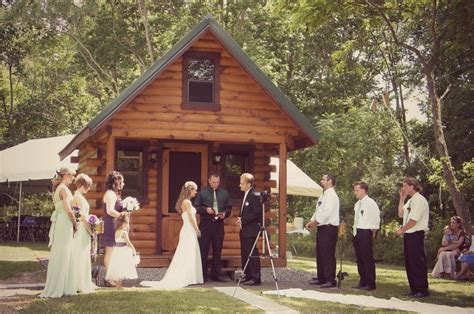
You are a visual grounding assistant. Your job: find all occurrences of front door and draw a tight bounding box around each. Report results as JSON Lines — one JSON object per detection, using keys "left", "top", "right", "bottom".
{"left": 161, "top": 143, "right": 208, "bottom": 254}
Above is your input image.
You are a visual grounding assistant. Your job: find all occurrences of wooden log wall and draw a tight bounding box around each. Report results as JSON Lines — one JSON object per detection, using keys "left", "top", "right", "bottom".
{"left": 76, "top": 133, "right": 158, "bottom": 255}
{"left": 109, "top": 31, "right": 301, "bottom": 145}
{"left": 220, "top": 144, "right": 278, "bottom": 257}
{"left": 75, "top": 31, "right": 291, "bottom": 258}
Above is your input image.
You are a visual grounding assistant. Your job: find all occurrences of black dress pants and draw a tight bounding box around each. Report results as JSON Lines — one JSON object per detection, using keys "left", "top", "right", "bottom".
{"left": 403, "top": 231, "right": 429, "bottom": 293}
{"left": 353, "top": 229, "right": 376, "bottom": 288}
{"left": 316, "top": 225, "right": 338, "bottom": 284}
{"left": 199, "top": 220, "right": 224, "bottom": 280}
{"left": 240, "top": 233, "right": 261, "bottom": 282}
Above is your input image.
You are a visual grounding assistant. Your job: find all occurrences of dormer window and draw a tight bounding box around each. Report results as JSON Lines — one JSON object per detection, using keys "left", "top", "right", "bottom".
{"left": 182, "top": 51, "right": 220, "bottom": 111}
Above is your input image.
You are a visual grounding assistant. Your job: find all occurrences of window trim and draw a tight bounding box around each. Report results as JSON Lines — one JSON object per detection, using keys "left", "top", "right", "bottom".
{"left": 182, "top": 51, "right": 221, "bottom": 111}
{"left": 115, "top": 140, "right": 149, "bottom": 205}
{"left": 218, "top": 144, "right": 255, "bottom": 202}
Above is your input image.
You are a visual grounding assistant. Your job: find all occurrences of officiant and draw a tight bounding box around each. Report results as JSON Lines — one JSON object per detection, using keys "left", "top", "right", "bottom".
{"left": 194, "top": 171, "right": 232, "bottom": 282}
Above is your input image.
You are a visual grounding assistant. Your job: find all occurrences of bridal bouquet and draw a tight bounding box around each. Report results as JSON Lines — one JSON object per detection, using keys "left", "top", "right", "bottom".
{"left": 88, "top": 214, "right": 104, "bottom": 234}
{"left": 72, "top": 206, "right": 81, "bottom": 222}
{"left": 122, "top": 196, "right": 140, "bottom": 212}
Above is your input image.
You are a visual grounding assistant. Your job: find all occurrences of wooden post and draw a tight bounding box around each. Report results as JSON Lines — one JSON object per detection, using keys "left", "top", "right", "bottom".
{"left": 106, "top": 135, "right": 116, "bottom": 175}
{"left": 278, "top": 142, "right": 287, "bottom": 259}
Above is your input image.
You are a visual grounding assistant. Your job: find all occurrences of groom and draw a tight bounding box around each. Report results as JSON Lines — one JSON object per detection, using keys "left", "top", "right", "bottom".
{"left": 194, "top": 171, "right": 232, "bottom": 282}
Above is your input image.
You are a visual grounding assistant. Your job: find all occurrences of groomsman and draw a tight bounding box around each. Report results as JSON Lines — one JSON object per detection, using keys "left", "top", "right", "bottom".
{"left": 395, "top": 177, "right": 430, "bottom": 298}
{"left": 352, "top": 181, "right": 380, "bottom": 291}
{"left": 306, "top": 174, "right": 340, "bottom": 288}
{"left": 236, "top": 173, "right": 262, "bottom": 286}
{"left": 195, "top": 171, "right": 232, "bottom": 282}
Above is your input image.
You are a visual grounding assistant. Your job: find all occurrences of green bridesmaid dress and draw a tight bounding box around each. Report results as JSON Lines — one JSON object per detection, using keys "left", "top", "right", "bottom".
{"left": 40, "top": 184, "right": 77, "bottom": 298}
{"left": 72, "top": 191, "right": 97, "bottom": 293}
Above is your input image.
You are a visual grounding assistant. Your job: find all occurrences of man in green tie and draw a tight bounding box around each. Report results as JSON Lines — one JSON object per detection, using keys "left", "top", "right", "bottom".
{"left": 194, "top": 171, "right": 232, "bottom": 282}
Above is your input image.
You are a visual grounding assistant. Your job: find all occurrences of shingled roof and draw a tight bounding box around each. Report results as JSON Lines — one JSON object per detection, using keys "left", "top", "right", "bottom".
{"left": 59, "top": 15, "right": 319, "bottom": 159}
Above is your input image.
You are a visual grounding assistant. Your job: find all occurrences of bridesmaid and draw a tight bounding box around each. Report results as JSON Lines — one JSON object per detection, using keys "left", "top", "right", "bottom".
{"left": 72, "top": 173, "right": 97, "bottom": 293}
{"left": 40, "top": 167, "right": 77, "bottom": 298}
{"left": 102, "top": 170, "right": 126, "bottom": 286}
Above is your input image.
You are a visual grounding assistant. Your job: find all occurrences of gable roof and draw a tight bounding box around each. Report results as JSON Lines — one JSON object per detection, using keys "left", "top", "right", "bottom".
{"left": 60, "top": 15, "right": 319, "bottom": 159}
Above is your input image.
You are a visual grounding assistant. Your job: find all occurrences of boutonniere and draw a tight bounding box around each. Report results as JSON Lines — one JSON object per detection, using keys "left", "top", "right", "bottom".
{"left": 317, "top": 201, "right": 322, "bottom": 206}
{"left": 245, "top": 202, "right": 249, "bottom": 206}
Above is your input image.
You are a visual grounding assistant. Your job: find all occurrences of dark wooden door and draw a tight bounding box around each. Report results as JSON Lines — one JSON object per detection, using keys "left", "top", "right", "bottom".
{"left": 168, "top": 151, "right": 201, "bottom": 213}
{"left": 161, "top": 143, "right": 208, "bottom": 253}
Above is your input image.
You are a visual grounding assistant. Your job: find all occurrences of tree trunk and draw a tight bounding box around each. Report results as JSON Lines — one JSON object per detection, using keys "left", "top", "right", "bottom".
{"left": 425, "top": 70, "right": 472, "bottom": 235}
{"left": 391, "top": 77, "right": 410, "bottom": 164}
{"left": 137, "top": 0, "right": 154, "bottom": 63}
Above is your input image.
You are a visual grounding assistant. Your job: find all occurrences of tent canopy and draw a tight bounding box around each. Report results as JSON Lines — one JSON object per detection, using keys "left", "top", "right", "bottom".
{"left": 270, "top": 157, "right": 322, "bottom": 198}
{"left": 0, "top": 135, "right": 77, "bottom": 183}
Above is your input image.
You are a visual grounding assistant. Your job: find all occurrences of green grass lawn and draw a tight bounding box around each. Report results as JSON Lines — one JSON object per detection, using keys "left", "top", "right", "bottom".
{"left": 1, "top": 243, "right": 473, "bottom": 313}
{"left": 22, "top": 289, "right": 261, "bottom": 313}
{"left": 0, "top": 261, "right": 43, "bottom": 280}
{"left": 0, "top": 242, "right": 49, "bottom": 261}
{"left": 287, "top": 256, "right": 474, "bottom": 308}
{"left": 0, "top": 242, "right": 48, "bottom": 280}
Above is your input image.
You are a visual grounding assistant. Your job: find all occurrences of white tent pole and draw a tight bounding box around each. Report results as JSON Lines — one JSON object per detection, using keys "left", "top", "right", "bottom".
{"left": 17, "top": 182, "right": 22, "bottom": 242}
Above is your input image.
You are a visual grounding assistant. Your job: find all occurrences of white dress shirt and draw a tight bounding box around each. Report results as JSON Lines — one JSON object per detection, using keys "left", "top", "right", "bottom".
{"left": 240, "top": 189, "right": 250, "bottom": 214}
{"left": 353, "top": 195, "right": 380, "bottom": 232}
{"left": 310, "top": 187, "right": 340, "bottom": 226}
{"left": 403, "top": 192, "right": 429, "bottom": 233}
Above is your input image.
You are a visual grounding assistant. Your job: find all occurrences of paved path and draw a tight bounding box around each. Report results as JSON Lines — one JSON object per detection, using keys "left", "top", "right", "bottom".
{"left": 264, "top": 288, "right": 474, "bottom": 314}
{"left": 215, "top": 287, "right": 298, "bottom": 314}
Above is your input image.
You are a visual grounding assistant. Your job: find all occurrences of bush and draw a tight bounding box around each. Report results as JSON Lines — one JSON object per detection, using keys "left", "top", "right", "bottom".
{"left": 0, "top": 193, "right": 53, "bottom": 218}
{"left": 287, "top": 233, "right": 315, "bottom": 257}
{"left": 22, "top": 193, "right": 54, "bottom": 216}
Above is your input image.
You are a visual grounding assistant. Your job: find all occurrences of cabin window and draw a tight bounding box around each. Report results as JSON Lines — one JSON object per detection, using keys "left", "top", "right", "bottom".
{"left": 116, "top": 141, "right": 148, "bottom": 204}
{"left": 220, "top": 144, "right": 256, "bottom": 200}
{"left": 182, "top": 51, "right": 220, "bottom": 111}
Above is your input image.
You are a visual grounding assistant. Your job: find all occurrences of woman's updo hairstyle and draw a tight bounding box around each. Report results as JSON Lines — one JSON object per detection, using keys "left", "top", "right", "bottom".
{"left": 105, "top": 171, "right": 124, "bottom": 192}
{"left": 51, "top": 167, "right": 76, "bottom": 192}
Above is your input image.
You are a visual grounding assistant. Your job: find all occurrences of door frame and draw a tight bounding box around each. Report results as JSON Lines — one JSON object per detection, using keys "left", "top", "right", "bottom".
{"left": 159, "top": 142, "right": 208, "bottom": 253}
{"left": 161, "top": 142, "right": 209, "bottom": 216}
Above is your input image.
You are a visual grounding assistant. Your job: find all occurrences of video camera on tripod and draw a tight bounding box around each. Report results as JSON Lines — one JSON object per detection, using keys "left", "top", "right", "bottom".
{"left": 255, "top": 187, "right": 271, "bottom": 204}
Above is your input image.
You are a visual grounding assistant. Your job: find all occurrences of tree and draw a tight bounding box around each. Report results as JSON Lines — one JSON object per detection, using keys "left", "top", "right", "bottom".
{"left": 286, "top": 0, "right": 472, "bottom": 234}
{"left": 364, "top": 0, "right": 472, "bottom": 234}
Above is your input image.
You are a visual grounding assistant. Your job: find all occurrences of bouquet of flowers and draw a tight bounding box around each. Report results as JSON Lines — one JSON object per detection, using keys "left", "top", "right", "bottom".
{"left": 88, "top": 214, "right": 104, "bottom": 261}
{"left": 72, "top": 206, "right": 81, "bottom": 222}
{"left": 122, "top": 196, "right": 140, "bottom": 212}
{"left": 88, "top": 214, "right": 104, "bottom": 234}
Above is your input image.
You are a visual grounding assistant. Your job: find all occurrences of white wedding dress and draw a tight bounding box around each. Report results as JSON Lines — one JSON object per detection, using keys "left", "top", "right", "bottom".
{"left": 141, "top": 200, "right": 203, "bottom": 289}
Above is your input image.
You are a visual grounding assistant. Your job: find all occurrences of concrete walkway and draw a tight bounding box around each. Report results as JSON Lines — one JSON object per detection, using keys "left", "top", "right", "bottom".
{"left": 0, "top": 283, "right": 43, "bottom": 298}
{"left": 215, "top": 287, "right": 298, "bottom": 314}
{"left": 264, "top": 288, "right": 474, "bottom": 314}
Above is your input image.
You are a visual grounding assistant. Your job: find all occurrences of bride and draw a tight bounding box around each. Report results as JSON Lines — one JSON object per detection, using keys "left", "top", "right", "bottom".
{"left": 141, "top": 181, "right": 203, "bottom": 289}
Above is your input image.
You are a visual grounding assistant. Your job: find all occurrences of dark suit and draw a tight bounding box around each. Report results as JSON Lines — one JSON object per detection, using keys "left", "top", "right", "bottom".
{"left": 239, "top": 188, "right": 262, "bottom": 282}
{"left": 194, "top": 186, "right": 231, "bottom": 280}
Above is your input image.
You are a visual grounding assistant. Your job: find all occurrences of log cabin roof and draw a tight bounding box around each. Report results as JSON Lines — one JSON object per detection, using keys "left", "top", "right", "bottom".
{"left": 59, "top": 15, "right": 319, "bottom": 159}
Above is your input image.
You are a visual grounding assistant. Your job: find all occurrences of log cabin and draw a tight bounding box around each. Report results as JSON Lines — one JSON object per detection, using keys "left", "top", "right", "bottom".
{"left": 59, "top": 16, "right": 319, "bottom": 271}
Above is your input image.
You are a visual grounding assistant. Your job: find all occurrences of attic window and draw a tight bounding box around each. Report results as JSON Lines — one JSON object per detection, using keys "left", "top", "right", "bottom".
{"left": 182, "top": 51, "right": 220, "bottom": 111}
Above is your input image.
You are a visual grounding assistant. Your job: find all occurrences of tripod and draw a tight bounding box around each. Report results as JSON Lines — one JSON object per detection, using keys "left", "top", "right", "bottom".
{"left": 233, "top": 200, "right": 281, "bottom": 302}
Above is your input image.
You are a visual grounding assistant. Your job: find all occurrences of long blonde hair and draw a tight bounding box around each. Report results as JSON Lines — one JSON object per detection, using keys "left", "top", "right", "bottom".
{"left": 51, "top": 167, "right": 76, "bottom": 192}
{"left": 175, "top": 181, "right": 197, "bottom": 214}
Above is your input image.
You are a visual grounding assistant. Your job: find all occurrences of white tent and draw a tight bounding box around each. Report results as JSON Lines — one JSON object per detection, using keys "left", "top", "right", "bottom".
{"left": 0, "top": 135, "right": 77, "bottom": 183}
{"left": 0, "top": 135, "right": 77, "bottom": 242}
{"left": 270, "top": 157, "right": 322, "bottom": 198}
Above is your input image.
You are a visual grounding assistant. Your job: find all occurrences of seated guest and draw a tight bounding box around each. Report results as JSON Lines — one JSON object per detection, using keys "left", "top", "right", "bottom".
{"left": 432, "top": 216, "right": 465, "bottom": 279}
{"left": 455, "top": 224, "right": 474, "bottom": 281}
